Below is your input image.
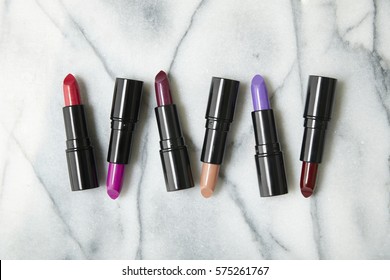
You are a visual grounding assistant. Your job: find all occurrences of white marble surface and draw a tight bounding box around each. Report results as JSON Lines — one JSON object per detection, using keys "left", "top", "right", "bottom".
{"left": 0, "top": 0, "right": 389, "bottom": 260}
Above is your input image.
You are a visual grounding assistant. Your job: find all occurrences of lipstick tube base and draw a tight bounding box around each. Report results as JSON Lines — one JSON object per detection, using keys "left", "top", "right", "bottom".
{"left": 66, "top": 147, "right": 98, "bottom": 191}
{"left": 63, "top": 105, "right": 98, "bottom": 191}
{"left": 255, "top": 153, "right": 288, "bottom": 197}
{"left": 160, "top": 147, "right": 194, "bottom": 192}
{"left": 155, "top": 105, "right": 194, "bottom": 191}
{"left": 252, "top": 110, "right": 288, "bottom": 197}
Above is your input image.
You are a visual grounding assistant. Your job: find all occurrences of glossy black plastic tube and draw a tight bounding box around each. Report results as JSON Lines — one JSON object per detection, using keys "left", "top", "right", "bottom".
{"left": 201, "top": 77, "right": 240, "bottom": 164}
{"left": 300, "top": 76, "right": 337, "bottom": 163}
{"left": 63, "top": 105, "right": 98, "bottom": 191}
{"left": 155, "top": 104, "right": 194, "bottom": 191}
{"left": 252, "top": 110, "right": 288, "bottom": 197}
{"left": 107, "top": 78, "right": 143, "bottom": 164}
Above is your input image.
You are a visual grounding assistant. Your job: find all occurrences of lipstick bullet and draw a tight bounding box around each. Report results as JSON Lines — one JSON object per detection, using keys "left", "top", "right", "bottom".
{"left": 62, "top": 74, "right": 99, "bottom": 191}
{"left": 154, "top": 71, "right": 194, "bottom": 191}
{"left": 106, "top": 78, "right": 143, "bottom": 199}
{"left": 300, "top": 75, "right": 337, "bottom": 198}
{"left": 251, "top": 75, "right": 288, "bottom": 197}
{"left": 200, "top": 77, "right": 240, "bottom": 198}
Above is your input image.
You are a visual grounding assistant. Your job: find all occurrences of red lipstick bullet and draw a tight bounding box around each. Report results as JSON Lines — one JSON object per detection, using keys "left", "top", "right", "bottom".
{"left": 63, "top": 74, "right": 81, "bottom": 106}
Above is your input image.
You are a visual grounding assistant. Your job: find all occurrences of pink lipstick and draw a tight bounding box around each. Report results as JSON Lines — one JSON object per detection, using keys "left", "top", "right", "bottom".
{"left": 154, "top": 71, "right": 194, "bottom": 191}
{"left": 106, "top": 78, "right": 143, "bottom": 199}
{"left": 62, "top": 74, "right": 99, "bottom": 191}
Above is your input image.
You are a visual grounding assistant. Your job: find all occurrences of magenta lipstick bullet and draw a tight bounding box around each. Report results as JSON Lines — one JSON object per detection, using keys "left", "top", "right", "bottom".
{"left": 106, "top": 163, "right": 125, "bottom": 199}
{"left": 106, "top": 78, "right": 143, "bottom": 199}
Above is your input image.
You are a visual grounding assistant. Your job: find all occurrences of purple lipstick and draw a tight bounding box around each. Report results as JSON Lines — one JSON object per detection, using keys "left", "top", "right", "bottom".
{"left": 251, "top": 75, "right": 270, "bottom": 110}
{"left": 106, "top": 78, "right": 144, "bottom": 200}
{"left": 153, "top": 70, "right": 194, "bottom": 192}
{"left": 107, "top": 163, "right": 125, "bottom": 199}
{"left": 251, "top": 74, "right": 288, "bottom": 197}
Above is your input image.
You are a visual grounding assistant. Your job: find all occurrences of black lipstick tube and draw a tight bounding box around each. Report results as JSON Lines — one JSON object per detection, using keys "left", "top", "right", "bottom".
{"left": 300, "top": 75, "right": 337, "bottom": 163}
{"left": 155, "top": 105, "right": 194, "bottom": 191}
{"left": 107, "top": 78, "right": 143, "bottom": 164}
{"left": 252, "top": 110, "right": 288, "bottom": 197}
{"left": 201, "top": 77, "right": 240, "bottom": 164}
{"left": 63, "top": 105, "right": 98, "bottom": 191}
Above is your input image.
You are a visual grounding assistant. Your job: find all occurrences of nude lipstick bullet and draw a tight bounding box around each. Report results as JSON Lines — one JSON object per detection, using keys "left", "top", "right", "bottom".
{"left": 251, "top": 75, "right": 288, "bottom": 197}
{"left": 107, "top": 78, "right": 143, "bottom": 199}
{"left": 62, "top": 73, "right": 99, "bottom": 191}
{"left": 300, "top": 75, "right": 337, "bottom": 198}
{"left": 154, "top": 70, "right": 194, "bottom": 191}
{"left": 200, "top": 77, "right": 240, "bottom": 198}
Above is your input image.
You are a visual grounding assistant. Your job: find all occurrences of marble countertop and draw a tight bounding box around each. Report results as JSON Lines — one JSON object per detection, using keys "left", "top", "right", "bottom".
{"left": 0, "top": 0, "right": 389, "bottom": 259}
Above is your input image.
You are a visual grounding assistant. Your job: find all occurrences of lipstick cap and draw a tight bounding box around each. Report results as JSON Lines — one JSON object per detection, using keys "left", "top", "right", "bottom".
{"left": 63, "top": 105, "right": 99, "bottom": 191}
{"left": 107, "top": 78, "right": 143, "bottom": 164}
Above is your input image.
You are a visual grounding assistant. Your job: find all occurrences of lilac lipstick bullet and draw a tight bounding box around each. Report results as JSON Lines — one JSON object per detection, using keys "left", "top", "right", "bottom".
{"left": 251, "top": 74, "right": 270, "bottom": 111}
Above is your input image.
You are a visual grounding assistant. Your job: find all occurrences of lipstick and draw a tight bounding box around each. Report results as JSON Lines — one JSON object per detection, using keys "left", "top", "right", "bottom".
{"left": 300, "top": 75, "right": 337, "bottom": 198}
{"left": 107, "top": 78, "right": 143, "bottom": 199}
{"left": 62, "top": 73, "right": 99, "bottom": 191}
{"left": 200, "top": 77, "right": 240, "bottom": 198}
{"left": 154, "top": 71, "right": 194, "bottom": 191}
{"left": 251, "top": 75, "right": 288, "bottom": 197}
